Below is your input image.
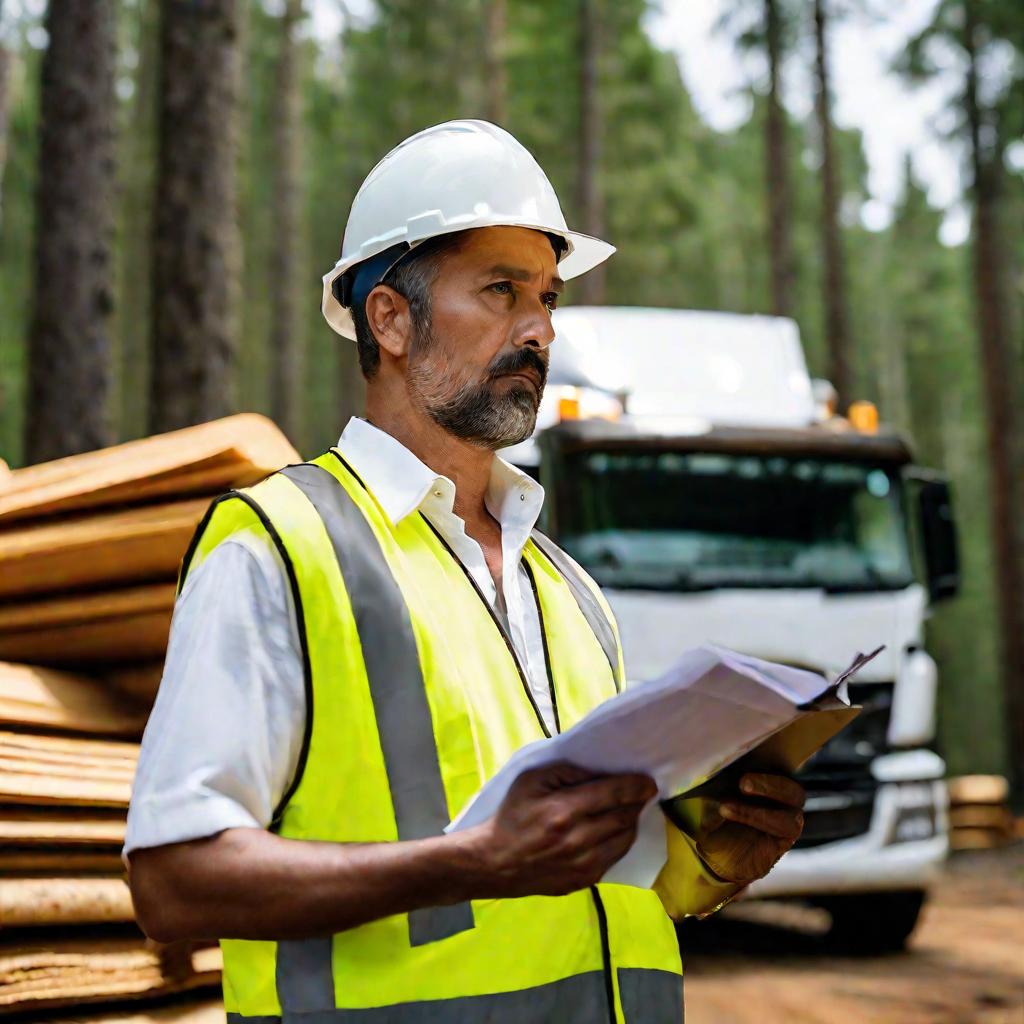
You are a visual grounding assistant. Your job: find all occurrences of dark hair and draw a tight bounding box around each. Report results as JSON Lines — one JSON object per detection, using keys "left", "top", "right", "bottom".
{"left": 351, "top": 232, "right": 468, "bottom": 379}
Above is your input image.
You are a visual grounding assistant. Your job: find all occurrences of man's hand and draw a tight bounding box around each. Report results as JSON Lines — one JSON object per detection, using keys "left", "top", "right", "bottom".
{"left": 689, "top": 772, "right": 805, "bottom": 884}
{"left": 463, "top": 762, "right": 656, "bottom": 898}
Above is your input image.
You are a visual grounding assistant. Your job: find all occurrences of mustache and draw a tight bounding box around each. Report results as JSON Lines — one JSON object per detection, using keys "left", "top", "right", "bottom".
{"left": 486, "top": 347, "right": 549, "bottom": 386}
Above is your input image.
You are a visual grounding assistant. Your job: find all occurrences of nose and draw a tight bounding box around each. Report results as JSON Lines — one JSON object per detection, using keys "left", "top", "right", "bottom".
{"left": 513, "top": 298, "right": 557, "bottom": 351}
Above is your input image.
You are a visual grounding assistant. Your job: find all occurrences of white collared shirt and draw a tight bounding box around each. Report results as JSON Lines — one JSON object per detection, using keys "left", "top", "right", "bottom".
{"left": 124, "top": 418, "right": 549, "bottom": 859}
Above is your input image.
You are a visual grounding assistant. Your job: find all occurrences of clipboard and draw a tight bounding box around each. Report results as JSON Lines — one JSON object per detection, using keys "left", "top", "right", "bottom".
{"left": 661, "top": 646, "right": 883, "bottom": 836}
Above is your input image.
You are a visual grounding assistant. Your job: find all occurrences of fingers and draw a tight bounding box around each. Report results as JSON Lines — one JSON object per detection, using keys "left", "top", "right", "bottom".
{"left": 566, "top": 820, "right": 640, "bottom": 879}
{"left": 739, "top": 773, "right": 806, "bottom": 809}
{"left": 720, "top": 799, "right": 804, "bottom": 842}
{"left": 517, "top": 762, "right": 604, "bottom": 795}
{"left": 565, "top": 772, "right": 657, "bottom": 818}
{"left": 569, "top": 799, "right": 647, "bottom": 850}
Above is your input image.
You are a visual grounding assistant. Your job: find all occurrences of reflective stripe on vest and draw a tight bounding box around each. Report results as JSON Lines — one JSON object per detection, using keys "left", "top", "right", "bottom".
{"left": 530, "top": 528, "right": 622, "bottom": 690}
{"left": 227, "top": 967, "right": 683, "bottom": 1024}
{"left": 278, "top": 463, "right": 473, "bottom": 947}
{"left": 229, "top": 970, "right": 609, "bottom": 1023}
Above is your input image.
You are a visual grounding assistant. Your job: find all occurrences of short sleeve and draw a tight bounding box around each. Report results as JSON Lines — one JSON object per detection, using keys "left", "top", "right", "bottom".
{"left": 123, "top": 528, "right": 305, "bottom": 860}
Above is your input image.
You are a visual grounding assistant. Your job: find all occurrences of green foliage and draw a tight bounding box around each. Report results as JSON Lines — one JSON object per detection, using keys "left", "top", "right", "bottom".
{"left": 0, "top": 15, "right": 42, "bottom": 466}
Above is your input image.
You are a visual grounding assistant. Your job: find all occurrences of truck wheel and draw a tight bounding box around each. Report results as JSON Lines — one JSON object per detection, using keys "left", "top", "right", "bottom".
{"left": 820, "top": 890, "right": 926, "bottom": 953}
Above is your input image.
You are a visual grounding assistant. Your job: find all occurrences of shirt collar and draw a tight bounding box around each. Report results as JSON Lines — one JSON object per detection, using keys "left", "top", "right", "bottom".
{"left": 335, "top": 417, "right": 545, "bottom": 530}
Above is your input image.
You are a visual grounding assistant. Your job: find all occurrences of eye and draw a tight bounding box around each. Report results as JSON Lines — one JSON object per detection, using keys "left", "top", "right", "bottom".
{"left": 543, "top": 292, "right": 559, "bottom": 312}
{"left": 489, "top": 281, "right": 513, "bottom": 296}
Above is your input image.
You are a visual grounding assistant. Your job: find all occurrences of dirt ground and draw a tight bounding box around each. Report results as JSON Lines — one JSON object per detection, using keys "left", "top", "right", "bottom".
{"left": 680, "top": 845, "right": 1024, "bottom": 1024}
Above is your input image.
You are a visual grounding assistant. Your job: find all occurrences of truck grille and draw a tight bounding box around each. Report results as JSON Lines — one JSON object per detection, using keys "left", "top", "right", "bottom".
{"left": 792, "top": 681, "right": 893, "bottom": 849}
{"left": 794, "top": 784, "right": 876, "bottom": 848}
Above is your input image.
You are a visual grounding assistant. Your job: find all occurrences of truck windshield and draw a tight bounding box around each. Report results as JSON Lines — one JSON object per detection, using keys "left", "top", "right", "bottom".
{"left": 556, "top": 450, "right": 914, "bottom": 592}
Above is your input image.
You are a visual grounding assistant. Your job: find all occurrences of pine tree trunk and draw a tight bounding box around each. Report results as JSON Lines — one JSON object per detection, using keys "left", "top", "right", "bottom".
{"left": 764, "top": 0, "right": 794, "bottom": 318}
{"left": 483, "top": 0, "right": 507, "bottom": 126}
{"left": 149, "top": 0, "right": 243, "bottom": 434}
{"left": 268, "top": 0, "right": 304, "bottom": 445}
{"left": 116, "top": 0, "right": 160, "bottom": 441}
{"left": 24, "top": 0, "right": 117, "bottom": 464}
{"left": 964, "top": 7, "right": 1024, "bottom": 794}
{"left": 812, "top": 0, "right": 852, "bottom": 407}
{"left": 575, "top": 0, "right": 605, "bottom": 306}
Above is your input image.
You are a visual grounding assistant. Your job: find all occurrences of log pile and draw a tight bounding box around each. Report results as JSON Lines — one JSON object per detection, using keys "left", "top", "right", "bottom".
{"left": 0, "top": 416, "right": 299, "bottom": 1020}
{"left": 947, "top": 775, "right": 1017, "bottom": 850}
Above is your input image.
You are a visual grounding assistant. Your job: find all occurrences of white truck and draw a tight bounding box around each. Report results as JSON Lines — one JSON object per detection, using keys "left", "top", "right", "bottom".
{"left": 504, "top": 307, "right": 960, "bottom": 951}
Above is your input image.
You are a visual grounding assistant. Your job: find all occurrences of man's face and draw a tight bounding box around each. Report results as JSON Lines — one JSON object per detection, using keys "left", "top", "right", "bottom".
{"left": 407, "top": 226, "right": 562, "bottom": 450}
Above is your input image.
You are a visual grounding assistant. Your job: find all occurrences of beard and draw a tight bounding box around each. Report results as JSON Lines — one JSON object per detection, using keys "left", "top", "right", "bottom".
{"left": 408, "top": 333, "right": 549, "bottom": 450}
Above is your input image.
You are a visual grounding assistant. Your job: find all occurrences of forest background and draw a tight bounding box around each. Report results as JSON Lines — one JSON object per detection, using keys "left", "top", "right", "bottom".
{"left": 0, "top": 0, "right": 1022, "bottom": 788}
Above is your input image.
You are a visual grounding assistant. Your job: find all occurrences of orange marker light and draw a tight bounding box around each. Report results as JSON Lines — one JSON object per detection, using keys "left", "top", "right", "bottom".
{"left": 848, "top": 400, "right": 879, "bottom": 434}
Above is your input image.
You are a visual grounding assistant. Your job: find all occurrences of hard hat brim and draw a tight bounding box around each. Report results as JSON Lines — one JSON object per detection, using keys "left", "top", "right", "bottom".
{"left": 321, "top": 226, "right": 616, "bottom": 342}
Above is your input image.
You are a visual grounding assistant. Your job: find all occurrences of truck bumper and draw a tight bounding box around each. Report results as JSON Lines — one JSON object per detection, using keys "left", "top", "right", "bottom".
{"left": 746, "top": 760, "right": 948, "bottom": 899}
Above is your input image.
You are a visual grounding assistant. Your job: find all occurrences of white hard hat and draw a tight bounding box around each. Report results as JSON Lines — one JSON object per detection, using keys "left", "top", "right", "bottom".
{"left": 321, "top": 119, "right": 616, "bottom": 340}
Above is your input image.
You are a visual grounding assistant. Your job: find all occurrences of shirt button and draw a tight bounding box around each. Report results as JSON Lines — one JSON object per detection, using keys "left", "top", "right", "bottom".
{"left": 520, "top": 493, "right": 526, "bottom": 501}
{"left": 434, "top": 490, "right": 443, "bottom": 498}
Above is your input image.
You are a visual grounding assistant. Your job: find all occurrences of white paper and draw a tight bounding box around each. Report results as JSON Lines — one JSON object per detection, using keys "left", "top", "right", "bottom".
{"left": 446, "top": 644, "right": 852, "bottom": 887}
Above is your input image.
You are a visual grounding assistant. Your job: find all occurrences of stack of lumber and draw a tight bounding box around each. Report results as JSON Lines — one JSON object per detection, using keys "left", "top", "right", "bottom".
{"left": 947, "top": 775, "right": 1017, "bottom": 849}
{"left": 0, "top": 938, "right": 223, "bottom": 1015}
{"left": 0, "top": 415, "right": 299, "bottom": 1020}
{"left": 0, "top": 414, "right": 299, "bottom": 666}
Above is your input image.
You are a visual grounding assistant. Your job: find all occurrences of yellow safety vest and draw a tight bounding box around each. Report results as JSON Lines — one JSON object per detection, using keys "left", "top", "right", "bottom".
{"left": 180, "top": 448, "right": 691, "bottom": 1023}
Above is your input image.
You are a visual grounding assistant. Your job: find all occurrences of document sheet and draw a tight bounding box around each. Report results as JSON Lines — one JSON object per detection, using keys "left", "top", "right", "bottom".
{"left": 446, "top": 645, "right": 880, "bottom": 887}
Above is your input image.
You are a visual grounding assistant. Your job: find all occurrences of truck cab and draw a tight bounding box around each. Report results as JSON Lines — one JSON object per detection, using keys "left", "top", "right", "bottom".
{"left": 504, "top": 307, "right": 960, "bottom": 950}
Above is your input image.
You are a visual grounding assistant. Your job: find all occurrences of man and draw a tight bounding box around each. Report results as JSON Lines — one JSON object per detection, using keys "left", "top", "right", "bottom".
{"left": 126, "top": 120, "right": 804, "bottom": 1023}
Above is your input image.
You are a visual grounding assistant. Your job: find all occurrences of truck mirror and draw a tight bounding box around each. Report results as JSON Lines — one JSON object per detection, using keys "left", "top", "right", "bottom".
{"left": 907, "top": 471, "right": 960, "bottom": 602}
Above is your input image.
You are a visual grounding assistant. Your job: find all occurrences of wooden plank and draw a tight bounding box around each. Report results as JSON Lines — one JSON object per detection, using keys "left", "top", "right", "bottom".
{"left": 0, "top": 499, "right": 208, "bottom": 599}
{"left": 949, "top": 805, "right": 1014, "bottom": 831}
{"left": 0, "top": 732, "right": 137, "bottom": 806}
{"left": 949, "top": 826, "right": 1009, "bottom": 850}
{"left": 0, "top": 739, "right": 138, "bottom": 770}
{"left": 0, "top": 848, "right": 125, "bottom": 873}
{"left": 0, "top": 770, "right": 132, "bottom": 808}
{"left": 0, "top": 662, "right": 148, "bottom": 737}
{"left": 0, "top": 413, "right": 298, "bottom": 522}
{"left": 0, "top": 756, "right": 134, "bottom": 784}
{"left": 0, "top": 741, "right": 136, "bottom": 770}
{"left": 0, "top": 731, "right": 139, "bottom": 760}
{"left": 0, "top": 877, "right": 134, "bottom": 928}
{"left": 0, "top": 584, "right": 175, "bottom": 632}
{"left": 0, "top": 609, "right": 172, "bottom": 665}
{"left": 0, "top": 808, "right": 126, "bottom": 846}
{"left": 947, "top": 774, "right": 1009, "bottom": 805}
{"left": 0, "top": 937, "right": 220, "bottom": 1011}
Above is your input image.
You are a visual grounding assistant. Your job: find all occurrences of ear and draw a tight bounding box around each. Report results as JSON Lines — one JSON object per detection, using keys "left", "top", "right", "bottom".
{"left": 365, "top": 285, "right": 412, "bottom": 359}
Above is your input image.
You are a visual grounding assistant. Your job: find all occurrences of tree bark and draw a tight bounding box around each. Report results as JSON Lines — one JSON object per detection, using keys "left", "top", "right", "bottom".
{"left": 24, "top": 0, "right": 117, "bottom": 464}
{"left": 482, "top": 0, "right": 507, "bottom": 126}
{"left": 268, "top": 0, "right": 305, "bottom": 445}
{"left": 812, "top": 0, "right": 852, "bottom": 407}
{"left": 963, "top": 4, "right": 1024, "bottom": 794}
{"left": 575, "top": 0, "right": 605, "bottom": 306}
{"left": 149, "top": 0, "right": 243, "bottom": 434}
{"left": 764, "top": 0, "right": 794, "bottom": 318}
{"left": 116, "top": 0, "right": 160, "bottom": 441}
